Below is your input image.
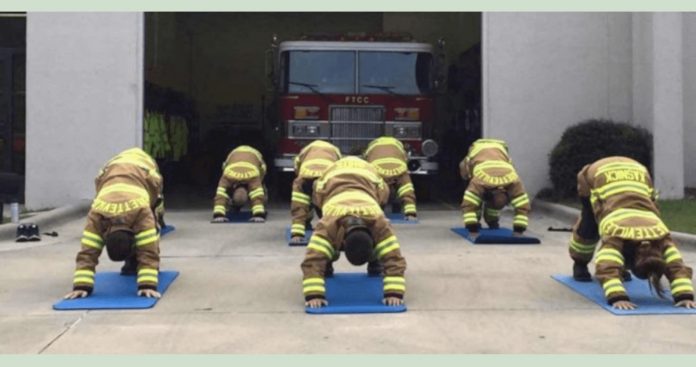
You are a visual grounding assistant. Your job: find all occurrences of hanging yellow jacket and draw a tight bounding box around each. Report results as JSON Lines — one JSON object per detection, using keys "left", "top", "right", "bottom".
{"left": 290, "top": 140, "right": 341, "bottom": 237}
{"left": 364, "top": 137, "right": 417, "bottom": 216}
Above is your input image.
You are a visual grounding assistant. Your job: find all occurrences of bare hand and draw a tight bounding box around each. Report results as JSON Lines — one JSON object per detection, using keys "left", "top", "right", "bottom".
{"left": 212, "top": 216, "right": 229, "bottom": 223}
{"left": 469, "top": 231, "right": 479, "bottom": 240}
{"left": 137, "top": 289, "right": 162, "bottom": 298}
{"left": 305, "top": 298, "right": 328, "bottom": 308}
{"left": 290, "top": 236, "right": 305, "bottom": 244}
{"left": 249, "top": 216, "right": 266, "bottom": 223}
{"left": 383, "top": 297, "right": 404, "bottom": 306}
{"left": 675, "top": 300, "right": 696, "bottom": 309}
{"left": 512, "top": 231, "right": 524, "bottom": 238}
{"left": 405, "top": 215, "right": 417, "bottom": 221}
{"left": 64, "top": 290, "right": 89, "bottom": 300}
{"left": 612, "top": 300, "right": 637, "bottom": 310}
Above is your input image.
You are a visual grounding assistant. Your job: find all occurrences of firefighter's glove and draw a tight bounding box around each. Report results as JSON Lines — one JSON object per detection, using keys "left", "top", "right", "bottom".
{"left": 64, "top": 290, "right": 89, "bottom": 300}
{"left": 138, "top": 289, "right": 161, "bottom": 298}
{"left": 676, "top": 300, "right": 696, "bottom": 309}
{"left": 383, "top": 297, "right": 405, "bottom": 306}
{"left": 305, "top": 298, "right": 328, "bottom": 308}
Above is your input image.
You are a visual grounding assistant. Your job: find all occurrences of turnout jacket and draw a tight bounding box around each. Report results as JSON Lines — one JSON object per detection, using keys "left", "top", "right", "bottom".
{"left": 300, "top": 157, "right": 408, "bottom": 301}
{"left": 459, "top": 139, "right": 530, "bottom": 231}
{"left": 290, "top": 140, "right": 341, "bottom": 237}
{"left": 213, "top": 145, "right": 267, "bottom": 218}
{"left": 73, "top": 148, "right": 163, "bottom": 294}
{"left": 569, "top": 156, "right": 693, "bottom": 304}
{"left": 364, "top": 137, "right": 417, "bottom": 216}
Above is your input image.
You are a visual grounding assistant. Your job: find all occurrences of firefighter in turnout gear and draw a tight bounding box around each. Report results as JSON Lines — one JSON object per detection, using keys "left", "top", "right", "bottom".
{"left": 364, "top": 136, "right": 417, "bottom": 221}
{"left": 459, "top": 138, "right": 530, "bottom": 237}
{"left": 212, "top": 145, "right": 267, "bottom": 223}
{"left": 64, "top": 148, "right": 164, "bottom": 300}
{"left": 301, "top": 157, "right": 407, "bottom": 308}
{"left": 290, "top": 140, "right": 342, "bottom": 243}
{"left": 569, "top": 156, "right": 695, "bottom": 310}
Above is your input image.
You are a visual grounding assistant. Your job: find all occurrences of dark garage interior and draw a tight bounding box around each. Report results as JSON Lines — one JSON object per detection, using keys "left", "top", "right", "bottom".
{"left": 143, "top": 12, "right": 482, "bottom": 208}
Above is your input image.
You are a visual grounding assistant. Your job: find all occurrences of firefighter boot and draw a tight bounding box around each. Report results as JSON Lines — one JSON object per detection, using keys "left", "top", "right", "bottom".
{"left": 120, "top": 255, "right": 138, "bottom": 276}
{"left": 367, "top": 260, "right": 383, "bottom": 277}
{"left": 573, "top": 261, "right": 592, "bottom": 282}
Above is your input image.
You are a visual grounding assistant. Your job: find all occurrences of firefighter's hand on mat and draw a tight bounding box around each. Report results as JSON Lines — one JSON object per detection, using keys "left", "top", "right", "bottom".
{"left": 512, "top": 231, "right": 524, "bottom": 238}
{"left": 64, "top": 290, "right": 89, "bottom": 300}
{"left": 291, "top": 236, "right": 305, "bottom": 244}
{"left": 405, "top": 215, "right": 417, "bottom": 221}
{"left": 382, "top": 297, "right": 404, "bottom": 306}
{"left": 612, "top": 300, "right": 637, "bottom": 310}
{"left": 137, "top": 289, "right": 161, "bottom": 298}
{"left": 212, "top": 216, "right": 229, "bottom": 223}
{"left": 305, "top": 298, "right": 328, "bottom": 308}
{"left": 675, "top": 300, "right": 696, "bottom": 309}
{"left": 249, "top": 216, "right": 266, "bottom": 223}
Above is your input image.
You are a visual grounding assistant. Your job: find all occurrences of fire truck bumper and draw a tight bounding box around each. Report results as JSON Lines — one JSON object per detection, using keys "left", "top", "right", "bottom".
{"left": 274, "top": 156, "right": 438, "bottom": 175}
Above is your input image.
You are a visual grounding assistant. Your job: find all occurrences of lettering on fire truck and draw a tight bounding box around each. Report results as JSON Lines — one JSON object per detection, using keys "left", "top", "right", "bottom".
{"left": 344, "top": 96, "right": 370, "bottom": 104}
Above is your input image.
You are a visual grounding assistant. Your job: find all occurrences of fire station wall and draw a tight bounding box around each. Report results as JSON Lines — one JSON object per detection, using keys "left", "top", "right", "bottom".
{"left": 26, "top": 12, "right": 144, "bottom": 209}
{"left": 683, "top": 13, "right": 696, "bottom": 188}
{"left": 483, "top": 12, "right": 633, "bottom": 197}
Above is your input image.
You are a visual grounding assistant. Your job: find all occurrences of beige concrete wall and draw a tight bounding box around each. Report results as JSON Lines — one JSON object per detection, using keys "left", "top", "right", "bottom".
{"left": 26, "top": 12, "right": 144, "bottom": 209}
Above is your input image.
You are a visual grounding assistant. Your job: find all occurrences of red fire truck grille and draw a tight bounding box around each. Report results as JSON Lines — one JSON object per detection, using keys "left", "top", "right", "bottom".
{"left": 329, "top": 106, "right": 385, "bottom": 153}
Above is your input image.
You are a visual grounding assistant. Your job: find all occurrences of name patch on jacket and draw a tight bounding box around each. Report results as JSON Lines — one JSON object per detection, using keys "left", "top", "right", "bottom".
{"left": 92, "top": 197, "right": 149, "bottom": 215}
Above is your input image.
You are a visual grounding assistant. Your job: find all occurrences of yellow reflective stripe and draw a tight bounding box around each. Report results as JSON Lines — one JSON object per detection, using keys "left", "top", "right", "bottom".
{"left": 303, "top": 277, "right": 325, "bottom": 285}
{"left": 216, "top": 187, "right": 229, "bottom": 199}
{"left": 135, "top": 229, "right": 158, "bottom": 247}
{"left": 570, "top": 238, "right": 597, "bottom": 254}
{"left": 135, "top": 229, "right": 157, "bottom": 239}
{"left": 467, "top": 142, "right": 508, "bottom": 159}
{"left": 291, "top": 224, "right": 306, "bottom": 235}
{"left": 397, "top": 183, "right": 415, "bottom": 197}
{"left": 594, "top": 162, "right": 647, "bottom": 177}
{"left": 665, "top": 253, "right": 683, "bottom": 264}
{"left": 82, "top": 231, "right": 103, "bottom": 243}
{"left": 232, "top": 146, "right": 264, "bottom": 162}
{"left": 325, "top": 190, "right": 379, "bottom": 206}
{"left": 319, "top": 167, "right": 383, "bottom": 187}
{"left": 74, "top": 270, "right": 95, "bottom": 277}
{"left": 225, "top": 162, "right": 260, "bottom": 174}
{"left": 308, "top": 236, "right": 334, "bottom": 258}
{"left": 663, "top": 247, "right": 683, "bottom": 263}
{"left": 671, "top": 278, "right": 694, "bottom": 294}
{"left": 251, "top": 205, "right": 265, "bottom": 214}
{"left": 303, "top": 286, "right": 326, "bottom": 294}
{"left": 213, "top": 205, "right": 226, "bottom": 214}
{"left": 604, "top": 285, "right": 626, "bottom": 297}
{"left": 371, "top": 158, "right": 408, "bottom": 177}
{"left": 365, "top": 137, "right": 405, "bottom": 156}
{"left": 462, "top": 212, "right": 478, "bottom": 224}
{"left": 595, "top": 248, "right": 625, "bottom": 265}
{"left": 98, "top": 183, "right": 150, "bottom": 200}
{"left": 603, "top": 278, "right": 622, "bottom": 288}
{"left": 249, "top": 187, "right": 265, "bottom": 199}
{"left": 463, "top": 191, "right": 481, "bottom": 206}
{"left": 599, "top": 209, "right": 664, "bottom": 232}
{"left": 383, "top": 276, "right": 406, "bottom": 292}
{"left": 137, "top": 276, "right": 159, "bottom": 284}
{"left": 510, "top": 194, "right": 529, "bottom": 207}
{"left": 292, "top": 192, "right": 311, "bottom": 204}
{"left": 475, "top": 161, "right": 513, "bottom": 171}
{"left": 138, "top": 268, "right": 158, "bottom": 276}
{"left": 485, "top": 208, "right": 499, "bottom": 215}
{"left": 374, "top": 236, "right": 400, "bottom": 258}
{"left": 403, "top": 204, "right": 416, "bottom": 214}
{"left": 73, "top": 277, "right": 95, "bottom": 285}
{"left": 81, "top": 238, "right": 103, "bottom": 249}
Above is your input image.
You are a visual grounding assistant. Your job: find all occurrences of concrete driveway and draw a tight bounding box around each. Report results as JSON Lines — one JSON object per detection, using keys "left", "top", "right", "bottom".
{"left": 1, "top": 204, "right": 695, "bottom": 353}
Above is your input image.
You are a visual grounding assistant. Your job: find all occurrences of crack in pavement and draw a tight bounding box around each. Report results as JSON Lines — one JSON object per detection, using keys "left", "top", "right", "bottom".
{"left": 38, "top": 312, "right": 86, "bottom": 354}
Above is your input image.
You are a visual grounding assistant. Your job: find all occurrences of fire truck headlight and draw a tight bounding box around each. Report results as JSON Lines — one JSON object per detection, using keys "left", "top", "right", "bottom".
{"left": 292, "top": 123, "right": 321, "bottom": 137}
{"left": 392, "top": 123, "right": 421, "bottom": 139}
{"left": 422, "top": 139, "right": 439, "bottom": 157}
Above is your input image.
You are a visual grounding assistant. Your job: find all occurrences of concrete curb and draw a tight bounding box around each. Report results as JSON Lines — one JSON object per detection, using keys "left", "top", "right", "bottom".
{"left": 534, "top": 199, "right": 696, "bottom": 248}
{"left": 0, "top": 200, "right": 91, "bottom": 241}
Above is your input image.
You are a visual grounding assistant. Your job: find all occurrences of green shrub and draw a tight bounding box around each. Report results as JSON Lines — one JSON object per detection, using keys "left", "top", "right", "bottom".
{"left": 549, "top": 119, "right": 652, "bottom": 198}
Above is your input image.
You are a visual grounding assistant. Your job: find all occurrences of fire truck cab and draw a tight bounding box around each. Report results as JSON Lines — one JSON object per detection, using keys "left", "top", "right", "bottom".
{"left": 268, "top": 33, "right": 442, "bottom": 175}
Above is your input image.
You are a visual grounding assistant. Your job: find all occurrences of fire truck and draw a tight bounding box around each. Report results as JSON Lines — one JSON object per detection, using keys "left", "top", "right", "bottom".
{"left": 267, "top": 33, "right": 444, "bottom": 175}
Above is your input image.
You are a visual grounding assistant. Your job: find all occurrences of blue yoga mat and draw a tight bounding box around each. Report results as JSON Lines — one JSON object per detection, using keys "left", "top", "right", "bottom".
{"left": 160, "top": 224, "right": 175, "bottom": 237}
{"left": 552, "top": 274, "right": 696, "bottom": 315}
{"left": 53, "top": 271, "right": 179, "bottom": 310}
{"left": 210, "top": 211, "right": 254, "bottom": 223}
{"left": 385, "top": 213, "right": 419, "bottom": 224}
{"left": 306, "top": 273, "right": 407, "bottom": 315}
{"left": 451, "top": 227, "right": 540, "bottom": 244}
{"left": 285, "top": 227, "right": 313, "bottom": 246}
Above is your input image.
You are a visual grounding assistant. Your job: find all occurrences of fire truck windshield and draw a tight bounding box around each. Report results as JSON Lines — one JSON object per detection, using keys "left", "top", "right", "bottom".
{"left": 282, "top": 50, "right": 432, "bottom": 95}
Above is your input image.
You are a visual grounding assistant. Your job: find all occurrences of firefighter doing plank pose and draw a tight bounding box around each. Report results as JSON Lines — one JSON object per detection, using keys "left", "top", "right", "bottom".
{"left": 459, "top": 139, "right": 530, "bottom": 236}
{"left": 301, "top": 157, "right": 407, "bottom": 308}
{"left": 212, "top": 145, "right": 267, "bottom": 223}
{"left": 569, "top": 156, "right": 695, "bottom": 310}
{"left": 290, "top": 140, "right": 341, "bottom": 243}
{"left": 65, "top": 148, "right": 164, "bottom": 300}
{"left": 364, "top": 136, "right": 417, "bottom": 220}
